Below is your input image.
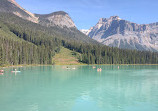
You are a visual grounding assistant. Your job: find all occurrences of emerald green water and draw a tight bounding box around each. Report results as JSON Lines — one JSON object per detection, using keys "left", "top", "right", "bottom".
{"left": 0, "top": 65, "right": 158, "bottom": 111}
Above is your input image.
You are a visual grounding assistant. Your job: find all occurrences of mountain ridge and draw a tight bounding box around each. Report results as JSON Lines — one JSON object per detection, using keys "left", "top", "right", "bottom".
{"left": 81, "top": 16, "right": 158, "bottom": 51}
{"left": 0, "top": 0, "right": 39, "bottom": 23}
{"left": 36, "top": 11, "right": 76, "bottom": 28}
{"left": 0, "top": 0, "right": 76, "bottom": 28}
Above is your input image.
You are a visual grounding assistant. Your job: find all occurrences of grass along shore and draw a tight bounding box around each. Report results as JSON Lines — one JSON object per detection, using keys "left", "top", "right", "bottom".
{"left": 1, "top": 64, "right": 158, "bottom": 69}
{"left": 52, "top": 47, "right": 85, "bottom": 65}
{"left": 0, "top": 64, "right": 52, "bottom": 68}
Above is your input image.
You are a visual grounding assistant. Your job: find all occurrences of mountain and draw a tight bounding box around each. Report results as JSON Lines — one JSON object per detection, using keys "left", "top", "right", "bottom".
{"left": 0, "top": 0, "right": 39, "bottom": 23}
{"left": 82, "top": 16, "right": 158, "bottom": 51}
{"left": 0, "top": 0, "right": 76, "bottom": 28}
{"left": 1, "top": 0, "right": 158, "bottom": 66}
{"left": 36, "top": 11, "right": 76, "bottom": 28}
{"left": 0, "top": 0, "right": 98, "bottom": 44}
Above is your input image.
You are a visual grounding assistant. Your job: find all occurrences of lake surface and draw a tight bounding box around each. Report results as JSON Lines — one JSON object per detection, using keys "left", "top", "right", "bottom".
{"left": 0, "top": 65, "right": 158, "bottom": 111}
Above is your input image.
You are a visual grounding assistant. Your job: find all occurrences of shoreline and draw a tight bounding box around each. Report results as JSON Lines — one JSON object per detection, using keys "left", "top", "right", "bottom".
{"left": 0, "top": 64, "right": 52, "bottom": 68}
{"left": 1, "top": 64, "right": 158, "bottom": 68}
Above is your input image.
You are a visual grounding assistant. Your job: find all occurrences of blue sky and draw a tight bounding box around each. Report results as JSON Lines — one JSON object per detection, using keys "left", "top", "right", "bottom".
{"left": 16, "top": 0, "right": 158, "bottom": 29}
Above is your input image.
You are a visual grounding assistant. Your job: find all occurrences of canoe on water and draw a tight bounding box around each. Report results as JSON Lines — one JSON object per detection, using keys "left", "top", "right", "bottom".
{"left": 11, "top": 71, "right": 21, "bottom": 73}
{"left": 0, "top": 70, "right": 4, "bottom": 72}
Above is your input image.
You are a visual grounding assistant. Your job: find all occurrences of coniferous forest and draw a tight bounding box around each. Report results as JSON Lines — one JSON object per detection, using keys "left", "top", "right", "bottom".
{"left": 0, "top": 13, "right": 158, "bottom": 66}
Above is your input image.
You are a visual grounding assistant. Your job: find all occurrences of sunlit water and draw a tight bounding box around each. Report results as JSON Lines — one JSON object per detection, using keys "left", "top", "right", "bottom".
{"left": 0, "top": 65, "right": 158, "bottom": 111}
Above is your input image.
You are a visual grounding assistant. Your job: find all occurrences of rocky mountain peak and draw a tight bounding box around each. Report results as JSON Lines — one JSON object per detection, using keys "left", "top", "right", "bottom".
{"left": 37, "top": 11, "right": 76, "bottom": 28}
{"left": 98, "top": 16, "right": 121, "bottom": 23}
{"left": 98, "top": 18, "right": 106, "bottom": 23}
{"left": 50, "top": 11, "right": 68, "bottom": 16}
{"left": 109, "top": 16, "right": 121, "bottom": 20}
{"left": 0, "top": 0, "right": 76, "bottom": 28}
{"left": 40, "top": 11, "right": 68, "bottom": 18}
{"left": 95, "top": 16, "right": 122, "bottom": 30}
{"left": 82, "top": 16, "right": 158, "bottom": 51}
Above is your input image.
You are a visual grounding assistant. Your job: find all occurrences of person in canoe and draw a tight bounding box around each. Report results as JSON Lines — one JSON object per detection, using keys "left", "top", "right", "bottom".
{"left": 93, "top": 66, "right": 96, "bottom": 69}
{"left": 11, "top": 69, "right": 21, "bottom": 73}
{"left": 0, "top": 70, "right": 4, "bottom": 73}
{"left": 97, "top": 68, "right": 102, "bottom": 72}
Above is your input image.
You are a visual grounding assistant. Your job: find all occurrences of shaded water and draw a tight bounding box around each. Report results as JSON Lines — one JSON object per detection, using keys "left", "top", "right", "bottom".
{"left": 0, "top": 65, "right": 158, "bottom": 111}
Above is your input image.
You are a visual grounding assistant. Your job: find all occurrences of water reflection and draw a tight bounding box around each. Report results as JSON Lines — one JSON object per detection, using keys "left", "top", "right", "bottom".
{"left": 0, "top": 65, "right": 158, "bottom": 111}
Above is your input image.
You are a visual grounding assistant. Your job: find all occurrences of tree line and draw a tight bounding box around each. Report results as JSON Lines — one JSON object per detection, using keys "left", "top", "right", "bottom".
{"left": 0, "top": 12, "right": 158, "bottom": 66}
{"left": 63, "top": 40, "right": 158, "bottom": 64}
{"left": 0, "top": 22, "right": 57, "bottom": 66}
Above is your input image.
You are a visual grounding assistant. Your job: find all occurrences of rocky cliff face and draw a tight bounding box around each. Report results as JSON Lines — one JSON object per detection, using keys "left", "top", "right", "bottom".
{"left": 0, "top": 0, "right": 76, "bottom": 28}
{"left": 82, "top": 16, "right": 158, "bottom": 51}
{"left": 36, "top": 11, "right": 76, "bottom": 28}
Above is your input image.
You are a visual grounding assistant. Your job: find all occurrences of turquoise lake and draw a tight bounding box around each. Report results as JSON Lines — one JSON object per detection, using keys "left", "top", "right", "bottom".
{"left": 0, "top": 65, "right": 158, "bottom": 111}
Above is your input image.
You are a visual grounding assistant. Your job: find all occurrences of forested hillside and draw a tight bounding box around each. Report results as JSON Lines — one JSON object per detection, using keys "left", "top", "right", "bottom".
{"left": 1, "top": 12, "right": 158, "bottom": 66}
{"left": 0, "top": 13, "right": 99, "bottom": 45}
{"left": 0, "top": 21, "right": 56, "bottom": 66}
